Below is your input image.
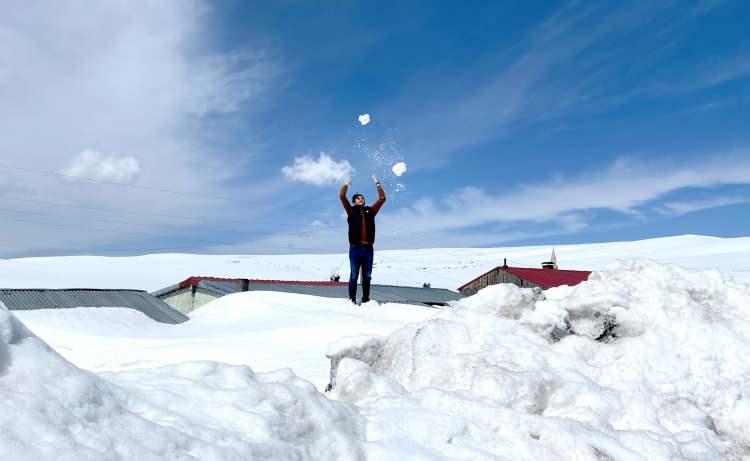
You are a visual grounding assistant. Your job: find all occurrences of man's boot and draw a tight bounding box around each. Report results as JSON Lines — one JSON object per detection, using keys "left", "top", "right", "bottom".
{"left": 361, "top": 278, "right": 371, "bottom": 304}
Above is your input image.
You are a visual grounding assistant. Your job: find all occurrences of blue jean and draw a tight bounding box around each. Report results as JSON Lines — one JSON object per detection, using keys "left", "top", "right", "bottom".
{"left": 349, "top": 244, "right": 373, "bottom": 301}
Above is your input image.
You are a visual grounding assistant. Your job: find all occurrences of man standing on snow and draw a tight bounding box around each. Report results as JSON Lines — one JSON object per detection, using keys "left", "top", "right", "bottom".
{"left": 340, "top": 175, "right": 386, "bottom": 304}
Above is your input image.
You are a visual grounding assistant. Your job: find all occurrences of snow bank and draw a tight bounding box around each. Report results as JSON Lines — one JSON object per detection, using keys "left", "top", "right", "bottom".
{"left": 330, "top": 260, "right": 750, "bottom": 460}
{"left": 0, "top": 302, "right": 365, "bottom": 460}
{"left": 15, "top": 292, "right": 436, "bottom": 389}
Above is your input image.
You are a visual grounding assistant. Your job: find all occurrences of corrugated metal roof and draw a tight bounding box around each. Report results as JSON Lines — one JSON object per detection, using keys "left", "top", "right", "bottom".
{"left": 150, "top": 283, "right": 181, "bottom": 298}
{"left": 153, "top": 276, "right": 464, "bottom": 307}
{"left": 0, "top": 289, "right": 188, "bottom": 324}
{"left": 177, "top": 276, "right": 349, "bottom": 289}
{"left": 198, "top": 280, "right": 242, "bottom": 296}
{"left": 201, "top": 280, "right": 463, "bottom": 306}
{"left": 250, "top": 279, "right": 348, "bottom": 287}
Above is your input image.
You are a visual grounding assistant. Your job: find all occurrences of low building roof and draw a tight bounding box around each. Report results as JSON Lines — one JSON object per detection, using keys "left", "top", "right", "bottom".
{"left": 457, "top": 266, "right": 591, "bottom": 291}
{"left": 502, "top": 267, "right": 591, "bottom": 289}
{"left": 153, "top": 276, "right": 464, "bottom": 307}
{"left": 178, "top": 276, "right": 248, "bottom": 289}
{"left": 0, "top": 288, "right": 188, "bottom": 324}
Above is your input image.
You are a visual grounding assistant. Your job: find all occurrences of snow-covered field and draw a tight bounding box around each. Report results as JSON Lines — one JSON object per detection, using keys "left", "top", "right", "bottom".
{"left": 2, "top": 235, "right": 750, "bottom": 460}
{"left": 15, "top": 293, "right": 434, "bottom": 389}
{"left": 2, "top": 234, "right": 750, "bottom": 291}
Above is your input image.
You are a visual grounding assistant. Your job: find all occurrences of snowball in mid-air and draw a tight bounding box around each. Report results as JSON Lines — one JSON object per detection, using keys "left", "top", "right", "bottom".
{"left": 391, "top": 162, "right": 407, "bottom": 177}
{"left": 358, "top": 114, "right": 371, "bottom": 125}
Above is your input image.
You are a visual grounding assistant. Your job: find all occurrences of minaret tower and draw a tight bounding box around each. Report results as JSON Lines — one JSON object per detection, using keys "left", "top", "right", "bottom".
{"left": 551, "top": 248, "right": 558, "bottom": 270}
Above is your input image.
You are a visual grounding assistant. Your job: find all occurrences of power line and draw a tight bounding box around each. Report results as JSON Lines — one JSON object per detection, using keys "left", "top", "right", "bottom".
{"left": 0, "top": 215, "right": 323, "bottom": 247}
{"left": 0, "top": 163, "right": 247, "bottom": 202}
{"left": 0, "top": 206, "right": 243, "bottom": 234}
{"left": 60, "top": 242, "right": 343, "bottom": 254}
{"left": 0, "top": 163, "right": 322, "bottom": 210}
{"left": 0, "top": 205, "right": 337, "bottom": 234}
{"left": 0, "top": 196, "right": 338, "bottom": 229}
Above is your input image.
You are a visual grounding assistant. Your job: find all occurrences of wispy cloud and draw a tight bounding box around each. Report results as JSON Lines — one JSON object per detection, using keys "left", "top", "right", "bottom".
{"left": 282, "top": 153, "right": 354, "bottom": 186}
{"left": 0, "top": 0, "right": 280, "bottom": 256}
{"left": 659, "top": 196, "right": 750, "bottom": 216}
{"left": 382, "top": 3, "right": 731, "bottom": 171}
{"left": 380, "top": 150, "right": 750, "bottom": 236}
{"left": 60, "top": 150, "right": 141, "bottom": 184}
{"left": 653, "top": 55, "right": 750, "bottom": 94}
{"left": 246, "top": 149, "right": 750, "bottom": 252}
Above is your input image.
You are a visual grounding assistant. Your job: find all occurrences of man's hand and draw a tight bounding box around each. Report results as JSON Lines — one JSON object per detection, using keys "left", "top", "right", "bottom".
{"left": 372, "top": 175, "right": 380, "bottom": 185}
{"left": 344, "top": 178, "right": 352, "bottom": 187}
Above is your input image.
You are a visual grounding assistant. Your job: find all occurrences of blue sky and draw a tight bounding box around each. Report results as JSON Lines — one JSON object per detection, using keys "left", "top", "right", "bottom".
{"left": 0, "top": 1, "right": 749, "bottom": 257}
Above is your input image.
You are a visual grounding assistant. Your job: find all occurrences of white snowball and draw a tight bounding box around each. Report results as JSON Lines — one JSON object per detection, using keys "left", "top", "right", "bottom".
{"left": 391, "top": 162, "right": 407, "bottom": 177}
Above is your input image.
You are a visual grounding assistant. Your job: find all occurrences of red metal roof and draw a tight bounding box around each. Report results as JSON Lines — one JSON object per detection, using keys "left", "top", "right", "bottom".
{"left": 457, "top": 266, "right": 591, "bottom": 291}
{"left": 178, "top": 276, "right": 347, "bottom": 289}
{"left": 249, "top": 279, "right": 348, "bottom": 287}
{"left": 179, "top": 276, "right": 246, "bottom": 289}
{"left": 503, "top": 267, "right": 590, "bottom": 289}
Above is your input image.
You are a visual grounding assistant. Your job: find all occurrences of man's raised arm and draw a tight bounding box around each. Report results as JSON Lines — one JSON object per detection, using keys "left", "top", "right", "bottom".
{"left": 370, "top": 175, "right": 386, "bottom": 215}
{"left": 340, "top": 178, "right": 352, "bottom": 215}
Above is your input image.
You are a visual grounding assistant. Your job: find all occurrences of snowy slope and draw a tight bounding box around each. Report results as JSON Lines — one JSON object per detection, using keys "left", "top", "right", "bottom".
{"left": 329, "top": 260, "right": 750, "bottom": 460}
{"left": 9, "top": 258, "right": 750, "bottom": 460}
{"left": 3, "top": 235, "right": 750, "bottom": 460}
{"left": 15, "top": 293, "right": 436, "bottom": 389}
{"left": 0, "top": 303, "right": 364, "bottom": 460}
{"left": 2, "top": 235, "right": 750, "bottom": 291}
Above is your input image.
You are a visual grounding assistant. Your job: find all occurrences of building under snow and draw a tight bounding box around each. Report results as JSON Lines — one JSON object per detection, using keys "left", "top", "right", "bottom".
{"left": 152, "top": 276, "right": 465, "bottom": 314}
{"left": 0, "top": 288, "right": 188, "bottom": 324}
{"left": 457, "top": 251, "right": 591, "bottom": 296}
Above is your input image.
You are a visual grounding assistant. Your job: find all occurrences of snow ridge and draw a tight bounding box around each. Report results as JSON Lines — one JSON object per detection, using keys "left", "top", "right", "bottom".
{"left": 0, "top": 302, "right": 364, "bottom": 460}
{"left": 331, "top": 260, "right": 750, "bottom": 460}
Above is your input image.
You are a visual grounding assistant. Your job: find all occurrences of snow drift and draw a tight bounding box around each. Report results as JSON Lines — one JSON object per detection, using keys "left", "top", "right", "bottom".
{"left": 0, "top": 302, "right": 364, "bottom": 460}
{"left": 329, "top": 260, "right": 750, "bottom": 460}
{"left": 15, "top": 292, "right": 435, "bottom": 389}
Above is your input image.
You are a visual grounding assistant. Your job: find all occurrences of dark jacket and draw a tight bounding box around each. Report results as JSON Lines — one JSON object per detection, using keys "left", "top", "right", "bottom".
{"left": 340, "top": 183, "right": 386, "bottom": 245}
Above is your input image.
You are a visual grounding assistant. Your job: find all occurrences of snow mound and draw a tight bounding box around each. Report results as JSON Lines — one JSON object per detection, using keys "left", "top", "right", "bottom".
{"left": 329, "top": 260, "right": 750, "bottom": 460}
{"left": 0, "top": 302, "right": 364, "bottom": 460}
{"left": 391, "top": 162, "right": 407, "bottom": 177}
{"left": 358, "top": 113, "right": 370, "bottom": 125}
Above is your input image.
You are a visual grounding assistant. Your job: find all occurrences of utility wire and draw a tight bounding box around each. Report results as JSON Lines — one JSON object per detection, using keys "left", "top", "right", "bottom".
{"left": 0, "top": 205, "right": 336, "bottom": 234}
{"left": 0, "top": 215, "right": 323, "bottom": 246}
{"left": 0, "top": 197, "right": 306, "bottom": 226}
{"left": 61, "top": 242, "right": 342, "bottom": 254}
{"left": 0, "top": 163, "right": 249, "bottom": 202}
{"left": 0, "top": 195, "right": 336, "bottom": 228}
{"left": 0, "top": 163, "right": 324, "bottom": 211}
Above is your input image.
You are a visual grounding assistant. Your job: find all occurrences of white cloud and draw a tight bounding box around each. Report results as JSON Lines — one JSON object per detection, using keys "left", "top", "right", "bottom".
{"left": 0, "top": 1, "right": 279, "bottom": 256}
{"left": 659, "top": 196, "right": 750, "bottom": 216}
{"left": 195, "top": 150, "right": 750, "bottom": 253}
{"left": 378, "top": 151, "right": 750, "bottom": 237}
{"left": 60, "top": 150, "right": 141, "bottom": 183}
{"left": 281, "top": 153, "right": 354, "bottom": 186}
{"left": 358, "top": 114, "right": 370, "bottom": 126}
